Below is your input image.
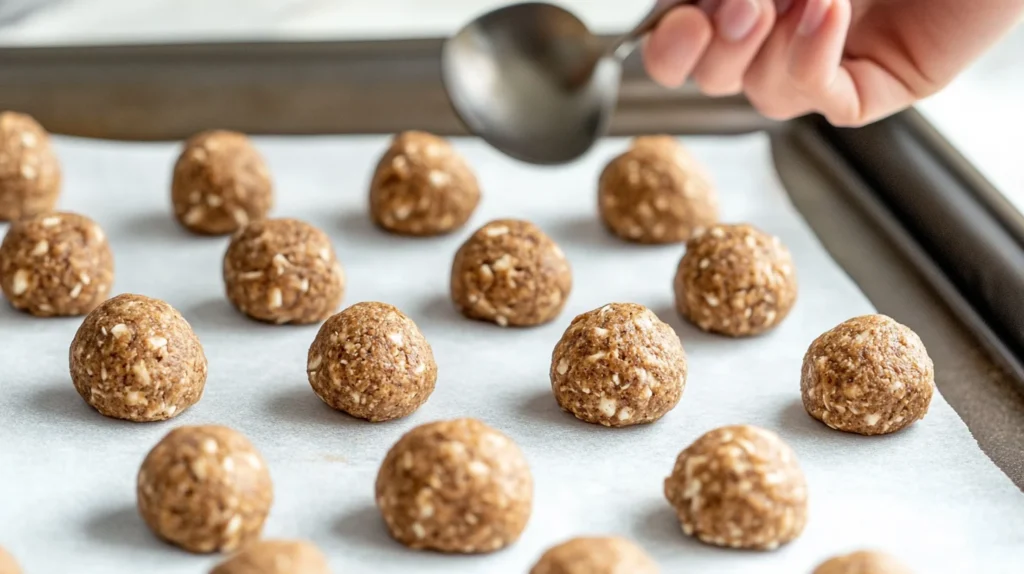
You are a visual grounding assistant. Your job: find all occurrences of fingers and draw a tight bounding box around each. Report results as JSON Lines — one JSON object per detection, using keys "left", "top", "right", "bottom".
{"left": 691, "top": 0, "right": 777, "bottom": 96}
{"left": 643, "top": 6, "right": 713, "bottom": 88}
{"left": 742, "top": 0, "right": 815, "bottom": 120}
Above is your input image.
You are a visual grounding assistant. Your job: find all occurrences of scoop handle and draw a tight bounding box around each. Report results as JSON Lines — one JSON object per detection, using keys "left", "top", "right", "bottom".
{"left": 608, "top": 0, "right": 700, "bottom": 60}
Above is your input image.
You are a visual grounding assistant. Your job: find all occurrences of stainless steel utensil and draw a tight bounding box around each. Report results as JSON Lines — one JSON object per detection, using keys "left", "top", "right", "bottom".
{"left": 442, "top": 1, "right": 696, "bottom": 165}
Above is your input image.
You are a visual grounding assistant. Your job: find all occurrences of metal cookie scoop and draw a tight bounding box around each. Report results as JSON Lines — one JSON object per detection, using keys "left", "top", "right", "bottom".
{"left": 442, "top": 1, "right": 696, "bottom": 165}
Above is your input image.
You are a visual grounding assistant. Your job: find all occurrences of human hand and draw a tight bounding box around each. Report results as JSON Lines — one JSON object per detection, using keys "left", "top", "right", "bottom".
{"left": 643, "top": 0, "right": 1024, "bottom": 126}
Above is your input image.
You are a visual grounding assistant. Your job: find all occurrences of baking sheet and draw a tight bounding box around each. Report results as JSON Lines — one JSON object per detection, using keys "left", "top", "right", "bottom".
{"left": 1, "top": 133, "right": 1022, "bottom": 573}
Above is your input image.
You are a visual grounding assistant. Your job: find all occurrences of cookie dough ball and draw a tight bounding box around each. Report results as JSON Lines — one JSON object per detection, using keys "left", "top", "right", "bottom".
{"left": 375, "top": 418, "right": 533, "bottom": 553}
{"left": 450, "top": 219, "right": 572, "bottom": 327}
{"left": 664, "top": 425, "right": 807, "bottom": 550}
{"left": 550, "top": 303, "right": 686, "bottom": 427}
{"left": 223, "top": 218, "right": 344, "bottom": 325}
{"left": 530, "top": 536, "right": 659, "bottom": 574}
{"left": 369, "top": 131, "right": 480, "bottom": 236}
{"left": 0, "top": 546, "right": 20, "bottom": 574}
{"left": 598, "top": 136, "right": 717, "bottom": 244}
{"left": 0, "top": 212, "right": 113, "bottom": 316}
{"left": 70, "top": 294, "right": 207, "bottom": 422}
{"left": 210, "top": 540, "right": 330, "bottom": 574}
{"left": 138, "top": 425, "right": 273, "bottom": 554}
{"left": 675, "top": 223, "right": 797, "bottom": 337}
{"left": 0, "top": 111, "right": 61, "bottom": 221}
{"left": 171, "top": 130, "right": 273, "bottom": 235}
{"left": 307, "top": 302, "right": 437, "bottom": 422}
{"left": 814, "top": 551, "right": 913, "bottom": 574}
{"left": 802, "top": 314, "right": 935, "bottom": 435}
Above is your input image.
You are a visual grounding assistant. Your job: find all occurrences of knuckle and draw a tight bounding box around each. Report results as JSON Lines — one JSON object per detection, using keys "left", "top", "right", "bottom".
{"left": 694, "top": 73, "right": 743, "bottom": 97}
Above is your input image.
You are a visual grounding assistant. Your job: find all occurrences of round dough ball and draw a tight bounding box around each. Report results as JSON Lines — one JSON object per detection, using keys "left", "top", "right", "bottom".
{"left": 137, "top": 425, "right": 273, "bottom": 554}
{"left": 664, "top": 425, "right": 807, "bottom": 550}
{"left": 223, "top": 218, "right": 344, "bottom": 325}
{"left": 0, "top": 546, "right": 20, "bottom": 574}
{"left": 0, "top": 111, "right": 61, "bottom": 221}
{"left": 171, "top": 130, "right": 273, "bottom": 235}
{"left": 598, "top": 136, "right": 717, "bottom": 244}
{"left": 70, "top": 294, "right": 207, "bottom": 422}
{"left": 210, "top": 540, "right": 330, "bottom": 574}
{"left": 0, "top": 211, "right": 113, "bottom": 316}
{"left": 530, "top": 536, "right": 659, "bottom": 574}
{"left": 550, "top": 303, "right": 686, "bottom": 427}
{"left": 450, "top": 219, "right": 572, "bottom": 327}
{"left": 369, "top": 131, "right": 480, "bottom": 236}
{"left": 375, "top": 418, "right": 533, "bottom": 553}
{"left": 307, "top": 302, "right": 437, "bottom": 422}
{"left": 801, "top": 314, "right": 935, "bottom": 435}
{"left": 813, "top": 550, "right": 914, "bottom": 574}
{"left": 674, "top": 223, "right": 797, "bottom": 337}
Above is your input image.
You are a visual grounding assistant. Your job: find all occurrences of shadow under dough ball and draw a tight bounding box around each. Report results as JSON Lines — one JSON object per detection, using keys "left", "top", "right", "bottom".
{"left": 223, "top": 218, "right": 345, "bottom": 324}
{"left": 0, "top": 111, "right": 61, "bottom": 221}
{"left": 550, "top": 303, "right": 686, "bottom": 427}
{"left": 451, "top": 219, "right": 572, "bottom": 327}
{"left": 369, "top": 131, "right": 480, "bottom": 236}
{"left": 307, "top": 302, "right": 437, "bottom": 422}
{"left": 675, "top": 223, "right": 797, "bottom": 337}
{"left": 813, "top": 550, "right": 915, "bottom": 574}
{"left": 69, "top": 294, "right": 207, "bottom": 422}
{"left": 0, "top": 211, "right": 113, "bottom": 316}
{"left": 0, "top": 546, "right": 20, "bottom": 574}
{"left": 137, "top": 425, "right": 273, "bottom": 554}
{"left": 802, "top": 314, "right": 935, "bottom": 435}
{"left": 664, "top": 424, "right": 808, "bottom": 551}
{"left": 171, "top": 130, "right": 273, "bottom": 235}
{"left": 598, "top": 135, "right": 718, "bottom": 244}
{"left": 210, "top": 540, "right": 331, "bottom": 574}
{"left": 375, "top": 418, "right": 533, "bottom": 553}
{"left": 529, "top": 536, "right": 659, "bottom": 574}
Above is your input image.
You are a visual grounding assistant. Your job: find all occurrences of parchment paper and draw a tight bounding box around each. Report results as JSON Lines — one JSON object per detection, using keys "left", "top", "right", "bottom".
{"left": 1, "top": 134, "right": 1022, "bottom": 573}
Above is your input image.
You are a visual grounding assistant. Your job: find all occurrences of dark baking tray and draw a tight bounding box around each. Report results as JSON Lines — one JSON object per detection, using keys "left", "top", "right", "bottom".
{"left": 2, "top": 38, "right": 1022, "bottom": 488}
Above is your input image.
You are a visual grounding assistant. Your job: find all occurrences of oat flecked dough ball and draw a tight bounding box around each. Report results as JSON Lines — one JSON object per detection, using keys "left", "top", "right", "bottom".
{"left": 530, "top": 536, "right": 659, "bottom": 574}
{"left": 223, "top": 218, "right": 344, "bottom": 324}
{"left": 369, "top": 131, "right": 480, "bottom": 236}
{"left": 0, "top": 111, "right": 61, "bottom": 221}
{"left": 450, "top": 219, "right": 572, "bottom": 327}
{"left": 598, "top": 135, "right": 717, "bottom": 244}
{"left": 138, "top": 425, "right": 273, "bottom": 554}
{"left": 375, "top": 418, "right": 533, "bottom": 553}
{"left": 0, "top": 546, "right": 20, "bottom": 574}
{"left": 307, "top": 302, "right": 437, "bottom": 422}
{"left": 802, "top": 314, "right": 935, "bottom": 436}
{"left": 70, "top": 294, "right": 207, "bottom": 422}
{"left": 210, "top": 540, "right": 331, "bottom": 574}
{"left": 171, "top": 130, "right": 273, "bottom": 235}
{"left": 550, "top": 303, "right": 686, "bottom": 427}
{"left": 664, "top": 425, "right": 808, "bottom": 550}
{"left": 0, "top": 212, "right": 113, "bottom": 316}
{"left": 813, "top": 550, "right": 914, "bottom": 574}
{"left": 675, "top": 223, "right": 797, "bottom": 337}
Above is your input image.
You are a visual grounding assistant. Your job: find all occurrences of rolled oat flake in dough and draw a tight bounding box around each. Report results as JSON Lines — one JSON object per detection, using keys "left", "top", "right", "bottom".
{"left": 210, "top": 539, "right": 331, "bottom": 574}
{"left": 69, "top": 293, "right": 207, "bottom": 422}
{"left": 802, "top": 314, "right": 935, "bottom": 435}
{"left": 137, "top": 425, "right": 273, "bottom": 554}
{"left": 0, "top": 110, "right": 61, "bottom": 221}
{"left": 813, "top": 550, "right": 915, "bottom": 574}
{"left": 171, "top": 130, "right": 273, "bottom": 235}
{"left": 530, "top": 536, "right": 659, "bottom": 574}
{"left": 375, "top": 418, "right": 533, "bottom": 553}
{"left": 550, "top": 303, "right": 687, "bottom": 427}
{"left": 0, "top": 211, "right": 113, "bottom": 316}
{"left": 664, "top": 424, "right": 808, "bottom": 550}
{"left": 223, "top": 218, "right": 345, "bottom": 324}
{"left": 450, "top": 219, "right": 572, "bottom": 327}
{"left": 307, "top": 301, "right": 437, "bottom": 422}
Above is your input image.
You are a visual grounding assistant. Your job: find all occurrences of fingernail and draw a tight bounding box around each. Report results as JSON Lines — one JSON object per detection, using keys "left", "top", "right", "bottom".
{"left": 716, "top": 0, "right": 761, "bottom": 42}
{"left": 797, "top": 0, "right": 832, "bottom": 36}
{"left": 775, "top": 0, "right": 794, "bottom": 15}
